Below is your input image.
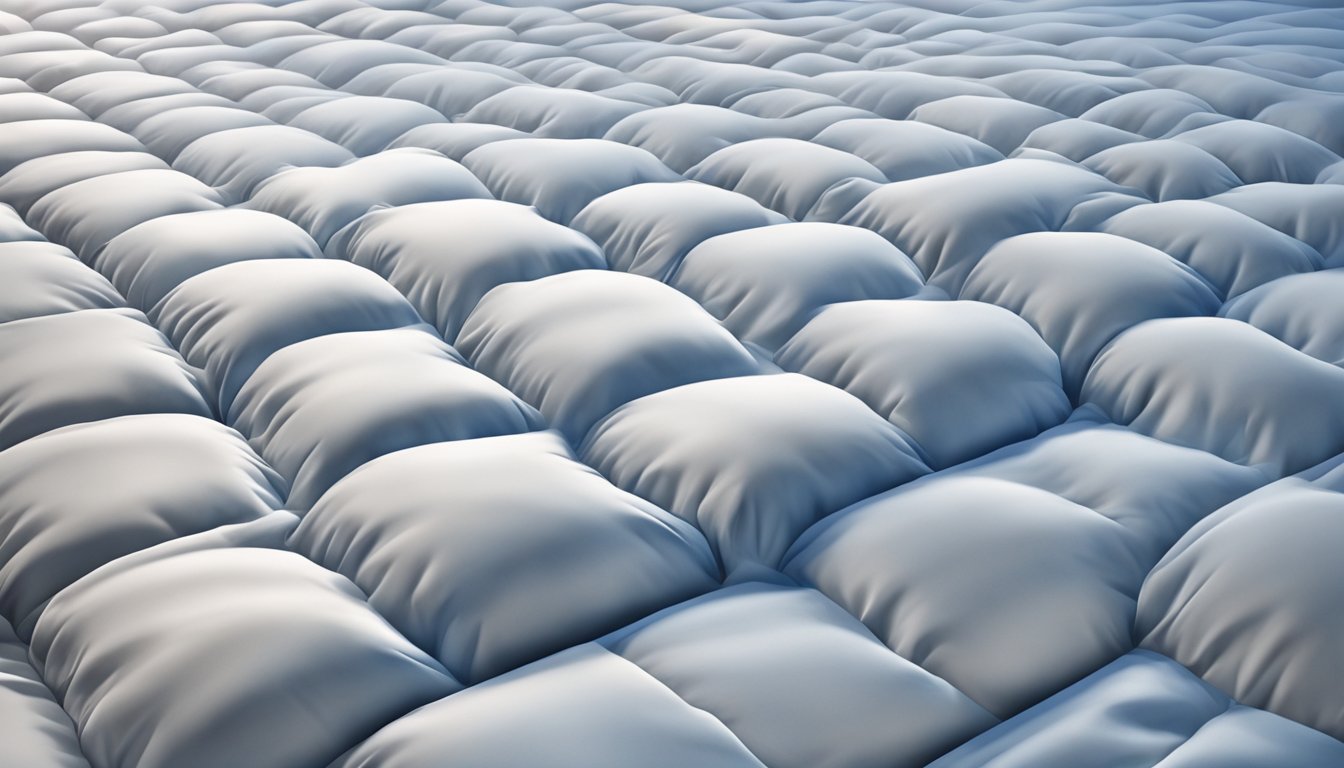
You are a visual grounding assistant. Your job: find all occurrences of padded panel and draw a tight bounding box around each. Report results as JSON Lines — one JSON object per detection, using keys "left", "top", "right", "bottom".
{"left": 0, "top": 414, "right": 282, "bottom": 635}
{"left": 787, "top": 476, "right": 1142, "bottom": 718}
{"left": 25, "top": 168, "right": 223, "bottom": 259}
{"left": 0, "top": 616, "right": 89, "bottom": 768}
{"left": 1208, "top": 182, "right": 1344, "bottom": 265}
{"left": 812, "top": 117, "right": 1002, "bottom": 181}
{"left": 1081, "top": 317, "right": 1344, "bottom": 475}
{"left": 583, "top": 374, "right": 927, "bottom": 570}
{"left": 247, "top": 148, "right": 491, "bottom": 247}
{"left": 30, "top": 538, "right": 459, "bottom": 768}
{"left": 458, "top": 270, "right": 760, "bottom": 443}
{"left": 777, "top": 300, "right": 1072, "bottom": 469}
{"left": 153, "top": 259, "right": 425, "bottom": 414}
{"left": 1083, "top": 139, "right": 1242, "bottom": 201}
{"left": 1100, "top": 200, "right": 1323, "bottom": 299}
{"left": 949, "top": 417, "right": 1268, "bottom": 565}
{"left": 0, "top": 120, "right": 145, "bottom": 177}
{"left": 0, "top": 308, "right": 211, "bottom": 450}
{"left": 326, "top": 199, "right": 605, "bottom": 342}
{"left": 1155, "top": 706, "right": 1344, "bottom": 768}
{"left": 686, "top": 138, "right": 886, "bottom": 220}
{"left": 928, "top": 651, "right": 1228, "bottom": 768}
{"left": 291, "top": 432, "right": 717, "bottom": 683}
{"left": 232, "top": 328, "right": 542, "bottom": 510}
{"left": 0, "top": 150, "right": 168, "bottom": 215}
{"left": 962, "top": 232, "right": 1221, "bottom": 397}
{"left": 461, "top": 86, "right": 647, "bottom": 139}
{"left": 461, "top": 137, "right": 678, "bottom": 223}
{"left": 840, "top": 159, "right": 1138, "bottom": 293}
{"left": 1174, "top": 119, "right": 1341, "bottom": 185}
{"left": 95, "top": 208, "right": 321, "bottom": 311}
{"left": 173, "top": 125, "right": 355, "bottom": 200}
{"left": 1221, "top": 268, "right": 1344, "bottom": 367}
{"left": 287, "top": 96, "right": 445, "bottom": 155}
{"left": 909, "top": 95, "right": 1063, "bottom": 155}
{"left": 333, "top": 644, "right": 766, "bottom": 768}
{"left": 924, "top": 648, "right": 1344, "bottom": 768}
{"left": 0, "top": 241, "right": 122, "bottom": 323}
{"left": 670, "top": 222, "right": 924, "bottom": 353}
{"left": 1137, "top": 456, "right": 1344, "bottom": 741}
{"left": 604, "top": 583, "right": 996, "bottom": 768}
{"left": 571, "top": 181, "right": 788, "bottom": 280}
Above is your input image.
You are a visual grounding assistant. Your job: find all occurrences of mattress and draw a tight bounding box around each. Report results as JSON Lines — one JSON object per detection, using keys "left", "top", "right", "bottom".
{"left": 1, "top": 1, "right": 1342, "bottom": 766}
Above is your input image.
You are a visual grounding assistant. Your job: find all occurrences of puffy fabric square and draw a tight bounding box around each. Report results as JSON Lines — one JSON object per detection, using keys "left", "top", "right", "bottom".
{"left": 929, "top": 650, "right": 1344, "bottom": 768}
{"left": 571, "top": 181, "right": 787, "bottom": 280}
{"left": 133, "top": 105, "right": 270, "bottom": 160}
{"left": 0, "top": 308, "right": 210, "bottom": 450}
{"left": 811, "top": 118, "right": 1001, "bottom": 181}
{"left": 786, "top": 476, "right": 1142, "bottom": 718}
{"left": 231, "top": 328, "right": 542, "bottom": 509}
{"left": 152, "top": 259, "right": 425, "bottom": 413}
{"left": 0, "top": 414, "right": 282, "bottom": 636}
{"left": 777, "top": 300, "right": 1072, "bottom": 469}
{"left": 173, "top": 125, "right": 354, "bottom": 200}
{"left": 908, "top": 95, "right": 1063, "bottom": 155}
{"left": 1099, "top": 200, "right": 1323, "bottom": 300}
{"left": 0, "top": 616, "right": 88, "bottom": 768}
{"left": 25, "top": 168, "right": 223, "bottom": 260}
{"left": 0, "top": 201, "right": 42, "bottom": 242}
{"left": 0, "top": 151, "right": 168, "bottom": 215}
{"left": 290, "top": 431, "right": 718, "bottom": 684}
{"left": 1220, "top": 268, "right": 1344, "bottom": 367}
{"left": 686, "top": 138, "right": 886, "bottom": 220}
{"left": 840, "top": 159, "right": 1137, "bottom": 293}
{"left": 332, "top": 644, "right": 766, "bottom": 768}
{"left": 1081, "top": 317, "right": 1344, "bottom": 476}
{"left": 961, "top": 232, "right": 1221, "bottom": 397}
{"left": 1136, "top": 455, "right": 1344, "bottom": 741}
{"left": 458, "top": 270, "right": 760, "bottom": 443}
{"left": 603, "top": 583, "right": 996, "bottom": 768}
{"left": 670, "top": 222, "right": 925, "bottom": 354}
{"left": 461, "top": 137, "right": 678, "bottom": 222}
{"left": 1207, "top": 183, "right": 1344, "bottom": 265}
{"left": 388, "top": 121, "right": 530, "bottom": 160}
{"left": 0, "top": 91, "right": 85, "bottom": 123}
{"left": 948, "top": 417, "right": 1268, "bottom": 565}
{"left": 327, "top": 198, "right": 605, "bottom": 342}
{"left": 245, "top": 148, "right": 491, "bottom": 245}
{"left": 94, "top": 209, "right": 321, "bottom": 311}
{"left": 1172, "top": 120, "right": 1341, "bottom": 185}
{"left": 0, "top": 120, "right": 144, "bottom": 177}
{"left": 287, "top": 96, "right": 446, "bottom": 155}
{"left": 29, "top": 532, "right": 459, "bottom": 768}
{"left": 605, "top": 104, "right": 785, "bottom": 172}
{"left": 583, "top": 374, "right": 928, "bottom": 570}
{"left": 462, "top": 86, "right": 647, "bottom": 138}
{"left": 0, "top": 241, "right": 122, "bottom": 324}
{"left": 1083, "top": 139, "right": 1242, "bottom": 201}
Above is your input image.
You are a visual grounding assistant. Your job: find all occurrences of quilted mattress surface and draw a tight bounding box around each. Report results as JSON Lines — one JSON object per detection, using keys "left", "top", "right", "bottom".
{"left": 1, "top": 0, "right": 1343, "bottom": 765}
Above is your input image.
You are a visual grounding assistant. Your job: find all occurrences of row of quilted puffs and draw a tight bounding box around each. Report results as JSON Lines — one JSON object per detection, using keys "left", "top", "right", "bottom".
{"left": 2, "top": 2, "right": 1344, "bottom": 767}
